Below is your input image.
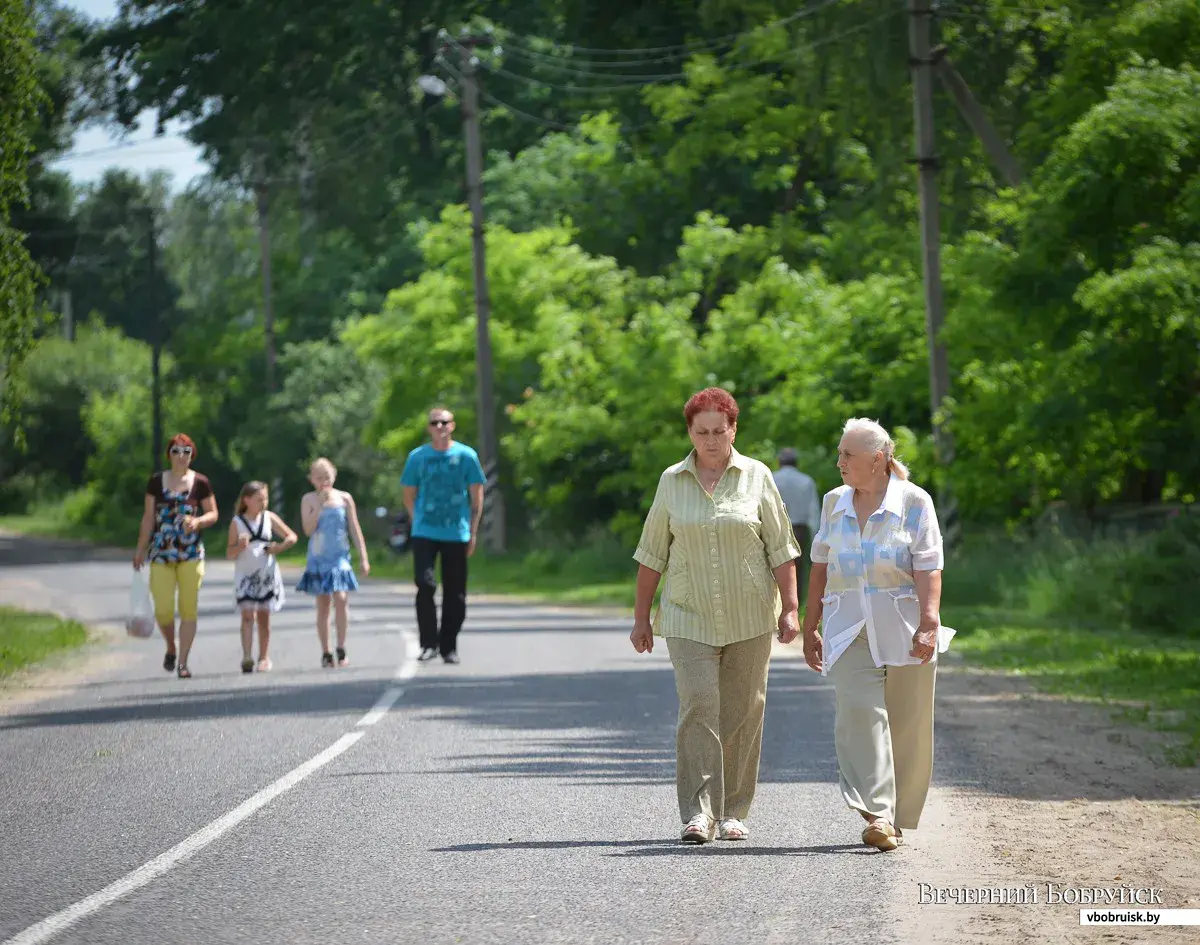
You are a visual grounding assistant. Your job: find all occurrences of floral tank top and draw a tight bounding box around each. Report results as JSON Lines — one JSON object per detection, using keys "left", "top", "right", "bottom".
{"left": 145, "top": 471, "right": 214, "bottom": 563}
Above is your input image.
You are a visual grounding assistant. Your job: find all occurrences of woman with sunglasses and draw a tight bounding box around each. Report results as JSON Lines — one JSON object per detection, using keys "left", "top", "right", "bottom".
{"left": 133, "top": 433, "right": 219, "bottom": 678}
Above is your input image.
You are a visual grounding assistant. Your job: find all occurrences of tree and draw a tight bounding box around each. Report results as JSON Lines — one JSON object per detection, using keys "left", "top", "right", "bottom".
{"left": 0, "top": 0, "right": 48, "bottom": 427}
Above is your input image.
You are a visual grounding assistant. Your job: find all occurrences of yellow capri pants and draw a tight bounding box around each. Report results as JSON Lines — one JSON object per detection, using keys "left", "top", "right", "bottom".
{"left": 149, "top": 559, "right": 205, "bottom": 624}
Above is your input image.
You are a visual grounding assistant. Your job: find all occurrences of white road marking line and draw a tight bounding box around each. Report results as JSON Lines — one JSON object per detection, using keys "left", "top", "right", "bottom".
{"left": 357, "top": 686, "right": 404, "bottom": 726}
{"left": 388, "top": 623, "right": 420, "bottom": 681}
{"left": 2, "top": 730, "right": 365, "bottom": 945}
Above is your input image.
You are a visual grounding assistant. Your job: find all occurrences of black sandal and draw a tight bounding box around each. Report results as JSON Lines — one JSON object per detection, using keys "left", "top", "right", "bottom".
{"left": 241, "top": 659, "right": 254, "bottom": 674}
{"left": 163, "top": 652, "right": 177, "bottom": 672}
{"left": 321, "top": 652, "right": 335, "bottom": 668}
{"left": 336, "top": 647, "right": 348, "bottom": 667}
{"left": 177, "top": 664, "right": 192, "bottom": 679}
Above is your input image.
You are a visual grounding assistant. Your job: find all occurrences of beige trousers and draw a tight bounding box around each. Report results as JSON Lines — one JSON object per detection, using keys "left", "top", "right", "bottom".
{"left": 666, "top": 633, "right": 773, "bottom": 824}
{"left": 827, "top": 632, "right": 937, "bottom": 830}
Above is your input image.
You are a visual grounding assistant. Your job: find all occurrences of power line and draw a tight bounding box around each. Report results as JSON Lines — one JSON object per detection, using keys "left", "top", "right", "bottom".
{"left": 449, "top": 13, "right": 901, "bottom": 103}
{"left": 494, "top": 0, "right": 855, "bottom": 58}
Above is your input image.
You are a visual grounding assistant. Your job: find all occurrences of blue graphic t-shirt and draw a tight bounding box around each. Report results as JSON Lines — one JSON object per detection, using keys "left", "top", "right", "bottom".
{"left": 400, "top": 442, "right": 487, "bottom": 543}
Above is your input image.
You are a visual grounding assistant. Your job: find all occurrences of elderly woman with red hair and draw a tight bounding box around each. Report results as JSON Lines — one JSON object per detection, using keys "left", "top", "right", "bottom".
{"left": 630, "top": 388, "right": 801, "bottom": 843}
{"left": 133, "top": 433, "right": 219, "bottom": 679}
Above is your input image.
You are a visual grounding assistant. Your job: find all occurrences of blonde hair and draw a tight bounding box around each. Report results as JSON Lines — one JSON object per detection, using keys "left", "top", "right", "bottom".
{"left": 310, "top": 457, "right": 337, "bottom": 481}
{"left": 236, "top": 481, "right": 268, "bottom": 517}
{"left": 842, "top": 418, "right": 910, "bottom": 481}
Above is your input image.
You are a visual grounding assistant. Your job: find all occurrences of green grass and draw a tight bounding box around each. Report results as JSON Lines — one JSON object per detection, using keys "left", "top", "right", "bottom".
{"left": 945, "top": 606, "right": 1200, "bottom": 766}
{"left": 0, "top": 506, "right": 127, "bottom": 547}
{"left": 0, "top": 606, "right": 90, "bottom": 677}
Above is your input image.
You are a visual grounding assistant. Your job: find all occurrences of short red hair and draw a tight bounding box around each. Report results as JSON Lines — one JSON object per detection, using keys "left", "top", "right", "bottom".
{"left": 683, "top": 387, "right": 739, "bottom": 427}
{"left": 166, "top": 432, "right": 197, "bottom": 460}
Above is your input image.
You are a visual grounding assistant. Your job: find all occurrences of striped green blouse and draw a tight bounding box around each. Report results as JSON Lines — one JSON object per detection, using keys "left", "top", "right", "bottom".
{"left": 633, "top": 448, "right": 801, "bottom": 646}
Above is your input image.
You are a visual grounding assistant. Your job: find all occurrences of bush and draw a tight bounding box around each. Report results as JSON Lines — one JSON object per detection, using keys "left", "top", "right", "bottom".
{"left": 965, "top": 512, "right": 1200, "bottom": 637}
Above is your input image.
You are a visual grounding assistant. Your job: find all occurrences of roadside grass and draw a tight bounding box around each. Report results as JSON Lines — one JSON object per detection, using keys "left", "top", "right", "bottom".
{"left": 0, "top": 607, "right": 90, "bottom": 677}
{"left": 944, "top": 609, "right": 1200, "bottom": 766}
{"left": 0, "top": 506, "right": 127, "bottom": 547}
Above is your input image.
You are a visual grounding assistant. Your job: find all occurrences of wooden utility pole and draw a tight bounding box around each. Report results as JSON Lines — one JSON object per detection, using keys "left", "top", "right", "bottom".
{"left": 908, "top": 0, "right": 960, "bottom": 548}
{"left": 454, "top": 38, "right": 506, "bottom": 553}
{"left": 253, "top": 156, "right": 277, "bottom": 394}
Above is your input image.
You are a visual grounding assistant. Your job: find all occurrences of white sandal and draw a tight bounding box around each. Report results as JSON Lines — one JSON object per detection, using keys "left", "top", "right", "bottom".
{"left": 718, "top": 818, "right": 749, "bottom": 841}
{"left": 681, "top": 814, "right": 715, "bottom": 844}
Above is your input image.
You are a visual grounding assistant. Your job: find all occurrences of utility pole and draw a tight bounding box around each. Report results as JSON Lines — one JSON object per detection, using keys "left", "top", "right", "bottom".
{"left": 59, "top": 287, "right": 73, "bottom": 341}
{"left": 452, "top": 35, "right": 506, "bottom": 553}
{"left": 143, "top": 207, "right": 164, "bottom": 470}
{"left": 908, "top": 0, "right": 960, "bottom": 549}
{"left": 253, "top": 155, "right": 277, "bottom": 395}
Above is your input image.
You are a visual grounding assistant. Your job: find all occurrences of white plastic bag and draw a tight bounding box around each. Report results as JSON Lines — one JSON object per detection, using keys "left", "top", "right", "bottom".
{"left": 126, "top": 567, "right": 156, "bottom": 638}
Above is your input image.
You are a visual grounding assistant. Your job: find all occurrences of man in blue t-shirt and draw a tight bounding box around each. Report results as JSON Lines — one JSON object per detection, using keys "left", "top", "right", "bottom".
{"left": 400, "top": 407, "right": 487, "bottom": 664}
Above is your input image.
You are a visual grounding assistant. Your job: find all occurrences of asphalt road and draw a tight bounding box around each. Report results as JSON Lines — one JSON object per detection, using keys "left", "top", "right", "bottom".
{"left": 0, "top": 533, "right": 924, "bottom": 945}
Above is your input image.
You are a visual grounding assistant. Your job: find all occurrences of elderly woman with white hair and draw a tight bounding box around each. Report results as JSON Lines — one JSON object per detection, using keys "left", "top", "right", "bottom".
{"left": 801, "top": 418, "right": 954, "bottom": 851}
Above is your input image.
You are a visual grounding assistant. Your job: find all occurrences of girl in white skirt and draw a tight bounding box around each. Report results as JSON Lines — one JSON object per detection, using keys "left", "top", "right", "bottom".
{"left": 226, "top": 481, "right": 298, "bottom": 672}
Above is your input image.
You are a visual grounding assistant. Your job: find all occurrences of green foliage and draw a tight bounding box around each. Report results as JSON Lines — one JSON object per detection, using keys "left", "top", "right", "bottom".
{"left": 0, "top": 0, "right": 49, "bottom": 428}
{"left": 0, "top": 318, "right": 150, "bottom": 497}
{"left": 7, "top": 0, "right": 1198, "bottom": 566}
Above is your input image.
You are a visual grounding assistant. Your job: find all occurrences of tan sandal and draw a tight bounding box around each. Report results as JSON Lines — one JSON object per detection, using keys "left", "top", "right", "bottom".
{"left": 862, "top": 819, "right": 898, "bottom": 851}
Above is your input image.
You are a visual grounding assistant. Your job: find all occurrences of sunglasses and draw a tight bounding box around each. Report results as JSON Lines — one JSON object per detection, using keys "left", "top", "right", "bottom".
{"left": 169, "top": 446, "right": 193, "bottom": 456}
{"left": 429, "top": 419, "right": 453, "bottom": 428}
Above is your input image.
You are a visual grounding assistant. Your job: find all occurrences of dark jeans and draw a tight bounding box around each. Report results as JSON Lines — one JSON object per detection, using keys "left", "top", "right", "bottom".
{"left": 412, "top": 537, "right": 469, "bottom": 655}
{"left": 792, "top": 524, "right": 811, "bottom": 602}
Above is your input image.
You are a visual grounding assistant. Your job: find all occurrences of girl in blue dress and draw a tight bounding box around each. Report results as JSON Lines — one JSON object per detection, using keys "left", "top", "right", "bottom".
{"left": 297, "top": 457, "right": 371, "bottom": 667}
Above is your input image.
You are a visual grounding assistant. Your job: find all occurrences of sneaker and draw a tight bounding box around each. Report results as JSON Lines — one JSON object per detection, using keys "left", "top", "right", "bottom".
{"left": 417, "top": 648, "right": 439, "bottom": 662}
{"left": 442, "top": 651, "right": 460, "bottom": 665}
{"left": 681, "top": 814, "right": 715, "bottom": 844}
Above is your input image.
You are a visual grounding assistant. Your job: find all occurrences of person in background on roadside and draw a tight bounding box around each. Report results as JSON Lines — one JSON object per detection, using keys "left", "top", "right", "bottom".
{"left": 400, "top": 407, "right": 487, "bottom": 666}
{"left": 133, "top": 433, "right": 219, "bottom": 680}
{"left": 297, "top": 458, "right": 370, "bottom": 669}
{"left": 630, "top": 387, "right": 801, "bottom": 844}
{"left": 773, "top": 447, "right": 821, "bottom": 597}
{"left": 801, "top": 418, "right": 953, "bottom": 852}
{"left": 226, "top": 480, "right": 298, "bottom": 673}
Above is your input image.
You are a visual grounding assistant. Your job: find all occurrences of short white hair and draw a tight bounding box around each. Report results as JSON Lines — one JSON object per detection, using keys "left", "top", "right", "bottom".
{"left": 842, "top": 418, "right": 910, "bottom": 480}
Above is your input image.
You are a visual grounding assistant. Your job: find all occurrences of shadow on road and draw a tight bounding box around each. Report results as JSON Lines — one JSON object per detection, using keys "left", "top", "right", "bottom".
{"left": 2, "top": 650, "right": 1191, "bottom": 804}
{"left": 430, "top": 838, "right": 869, "bottom": 857}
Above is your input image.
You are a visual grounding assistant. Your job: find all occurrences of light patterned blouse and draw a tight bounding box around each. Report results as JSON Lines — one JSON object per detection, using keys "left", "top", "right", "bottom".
{"left": 634, "top": 448, "right": 801, "bottom": 646}
{"left": 810, "top": 474, "right": 953, "bottom": 673}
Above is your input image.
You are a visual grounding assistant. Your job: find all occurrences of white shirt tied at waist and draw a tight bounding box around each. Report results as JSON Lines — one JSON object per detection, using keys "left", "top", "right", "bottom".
{"left": 810, "top": 474, "right": 956, "bottom": 674}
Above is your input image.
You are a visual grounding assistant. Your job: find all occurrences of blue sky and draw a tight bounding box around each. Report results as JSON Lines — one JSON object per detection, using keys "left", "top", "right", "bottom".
{"left": 52, "top": 0, "right": 210, "bottom": 190}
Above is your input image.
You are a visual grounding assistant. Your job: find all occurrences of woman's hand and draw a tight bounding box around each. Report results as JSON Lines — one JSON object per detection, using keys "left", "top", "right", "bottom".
{"left": 802, "top": 627, "right": 823, "bottom": 673}
{"left": 777, "top": 608, "right": 800, "bottom": 645}
{"left": 630, "top": 618, "right": 654, "bottom": 654}
{"left": 910, "top": 619, "right": 938, "bottom": 664}
{"left": 132, "top": 549, "right": 146, "bottom": 570}
{"left": 181, "top": 515, "right": 198, "bottom": 533}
